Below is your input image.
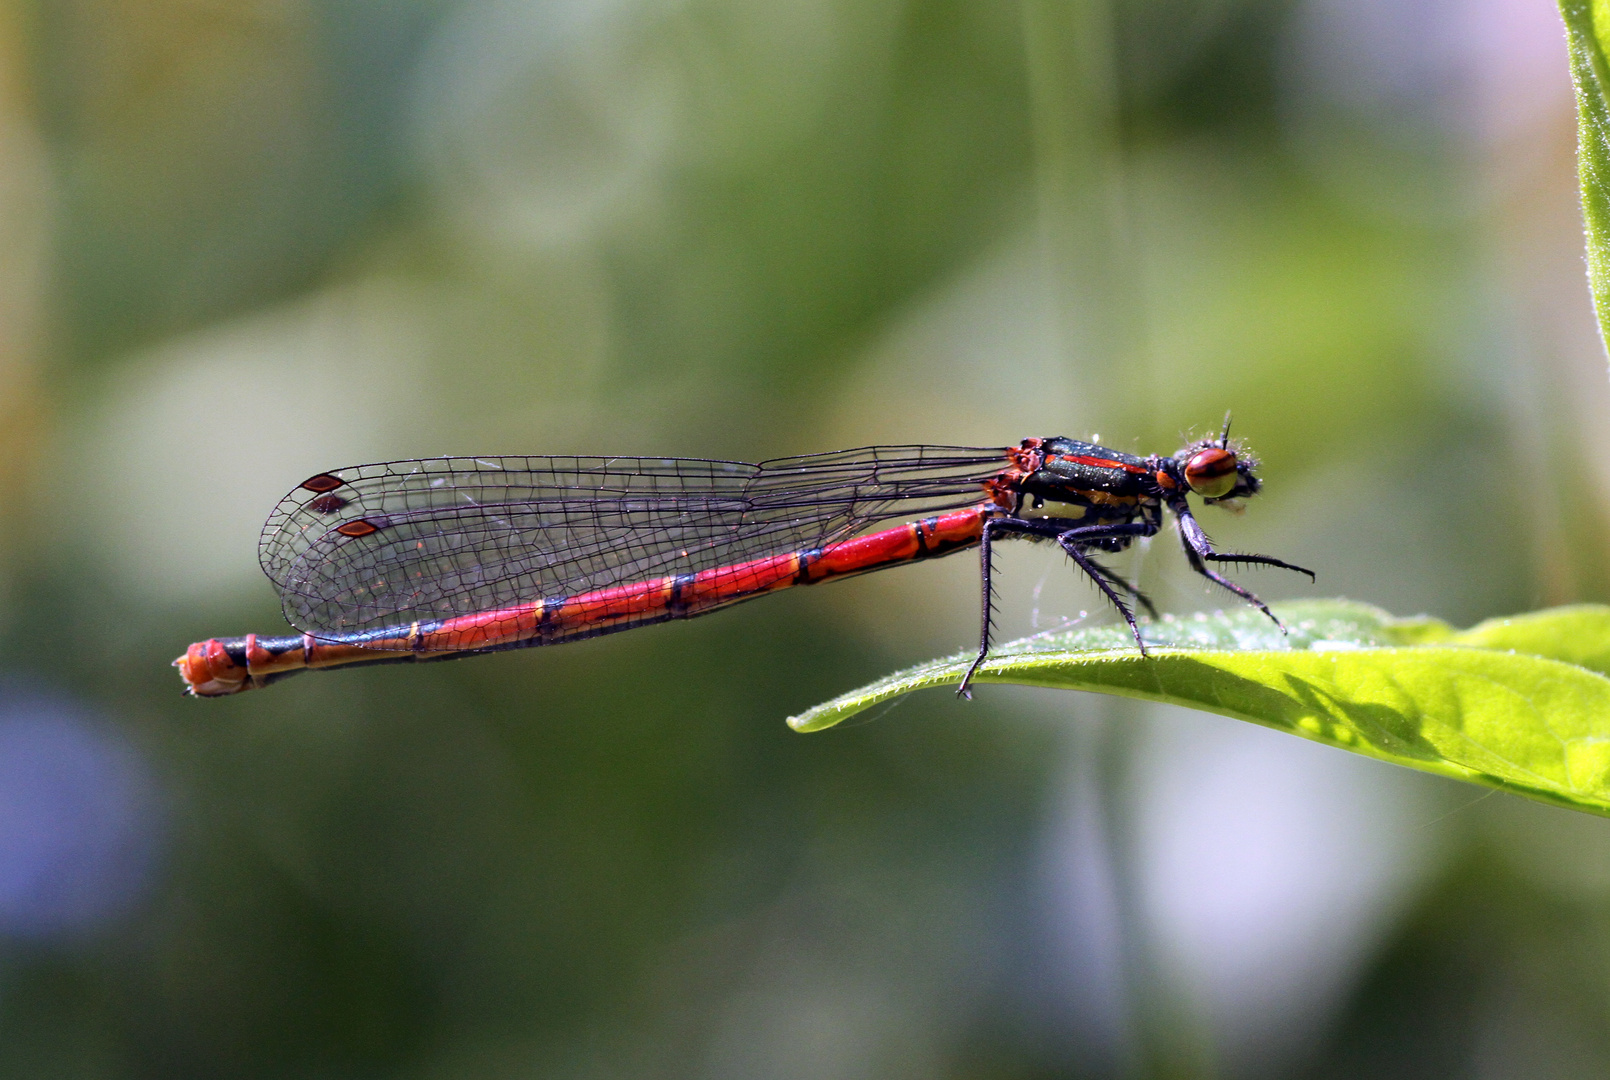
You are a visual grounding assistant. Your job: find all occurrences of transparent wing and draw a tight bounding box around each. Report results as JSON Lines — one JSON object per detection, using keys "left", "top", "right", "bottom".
{"left": 259, "top": 446, "right": 1005, "bottom": 645}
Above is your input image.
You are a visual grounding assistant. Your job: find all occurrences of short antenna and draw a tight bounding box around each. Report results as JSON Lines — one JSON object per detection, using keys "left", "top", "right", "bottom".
{"left": 1220, "top": 412, "right": 1233, "bottom": 448}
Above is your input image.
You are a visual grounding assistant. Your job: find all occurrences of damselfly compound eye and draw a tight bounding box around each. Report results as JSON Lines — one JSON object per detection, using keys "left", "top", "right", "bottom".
{"left": 1185, "top": 447, "right": 1238, "bottom": 499}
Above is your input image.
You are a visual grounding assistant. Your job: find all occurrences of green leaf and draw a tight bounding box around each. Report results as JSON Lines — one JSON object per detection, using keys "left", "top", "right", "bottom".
{"left": 1451, "top": 605, "right": 1610, "bottom": 677}
{"left": 1560, "top": 0, "right": 1610, "bottom": 347}
{"left": 789, "top": 600, "right": 1610, "bottom": 817}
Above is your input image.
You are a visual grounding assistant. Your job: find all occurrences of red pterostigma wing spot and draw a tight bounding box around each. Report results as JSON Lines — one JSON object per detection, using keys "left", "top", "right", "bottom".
{"left": 334, "top": 518, "right": 385, "bottom": 538}
{"left": 258, "top": 449, "right": 1007, "bottom": 651}
{"left": 299, "top": 473, "right": 345, "bottom": 493}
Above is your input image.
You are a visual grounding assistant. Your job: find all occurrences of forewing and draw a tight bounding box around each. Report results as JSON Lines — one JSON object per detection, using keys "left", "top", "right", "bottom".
{"left": 260, "top": 447, "right": 1002, "bottom": 644}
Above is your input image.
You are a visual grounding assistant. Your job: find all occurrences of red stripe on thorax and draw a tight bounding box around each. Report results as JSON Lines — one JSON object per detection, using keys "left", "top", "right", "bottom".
{"left": 1063, "top": 454, "right": 1150, "bottom": 475}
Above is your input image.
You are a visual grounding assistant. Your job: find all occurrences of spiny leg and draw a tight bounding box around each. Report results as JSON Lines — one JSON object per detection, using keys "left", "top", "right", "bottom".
{"left": 1181, "top": 541, "right": 1284, "bottom": 631}
{"left": 1173, "top": 501, "right": 1314, "bottom": 582}
{"left": 1199, "top": 549, "right": 1315, "bottom": 579}
{"left": 1059, "top": 536, "right": 1150, "bottom": 656}
{"left": 959, "top": 516, "right": 1071, "bottom": 698}
{"left": 1044, "top": 520, "right": 1158, "bottom": 654}
{"left": 1085, "top": 558, "right": 1159, "bottom": 620}
{"left": 959, "top": 518, "right": 1160, "bottom": 697}
{"left": 1172, "top": 503, "right": 1314, "bottom": 632}
{"left": 959, "top": 517, "right": 1007, "bottom": 698}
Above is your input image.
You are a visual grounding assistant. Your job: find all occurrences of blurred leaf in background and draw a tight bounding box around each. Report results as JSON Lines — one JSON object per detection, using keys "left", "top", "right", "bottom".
{"left": 2, "top": 0, "right": 1610, "bottom": 1077}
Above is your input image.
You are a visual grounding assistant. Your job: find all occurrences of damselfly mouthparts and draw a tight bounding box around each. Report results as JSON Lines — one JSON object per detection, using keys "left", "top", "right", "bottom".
{"left": 176, "top": 422, "right": 1313, "bottom": 697}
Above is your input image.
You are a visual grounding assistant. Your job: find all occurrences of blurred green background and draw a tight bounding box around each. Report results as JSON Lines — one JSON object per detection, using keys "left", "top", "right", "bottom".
{"left": 3, "top": 0, "right": 1610, "bottom": 1076}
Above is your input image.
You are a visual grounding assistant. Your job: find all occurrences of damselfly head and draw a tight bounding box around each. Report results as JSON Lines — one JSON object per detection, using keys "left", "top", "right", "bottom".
{"left": 1178, "top": 435, "right": 1261, "bottom": 504}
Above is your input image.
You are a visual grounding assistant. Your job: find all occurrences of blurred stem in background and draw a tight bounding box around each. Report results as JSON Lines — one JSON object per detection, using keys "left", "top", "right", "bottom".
{"left": 1020, "top": 2, "right": 1205, "bottom": 1076}
{"left": 1487, "top": 86, "right": 1610, "bottom": 607}
{"left": 0, "top": 0, "right": 48, "bottom": 619}
{"left": 1020, "top": 0, "right": 1149, "bottom": 420}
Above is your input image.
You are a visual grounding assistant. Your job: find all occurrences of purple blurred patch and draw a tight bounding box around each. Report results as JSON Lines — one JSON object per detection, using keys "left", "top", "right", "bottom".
{"left": 0, "top": 688, "right": 162, "bottom": 939}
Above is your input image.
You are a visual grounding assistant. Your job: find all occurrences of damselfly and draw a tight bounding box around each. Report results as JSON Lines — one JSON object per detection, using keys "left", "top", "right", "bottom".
{"left": 176, "top": 422, "right": 1313, "bottom": 698}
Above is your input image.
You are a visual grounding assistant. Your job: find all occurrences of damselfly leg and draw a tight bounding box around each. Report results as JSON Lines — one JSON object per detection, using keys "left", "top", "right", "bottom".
{"left": 960, "top": 518, "right": 1160, "bottom": 698}
{"left": 1169, "top": 498, "right": 1315, "bottom": 631}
